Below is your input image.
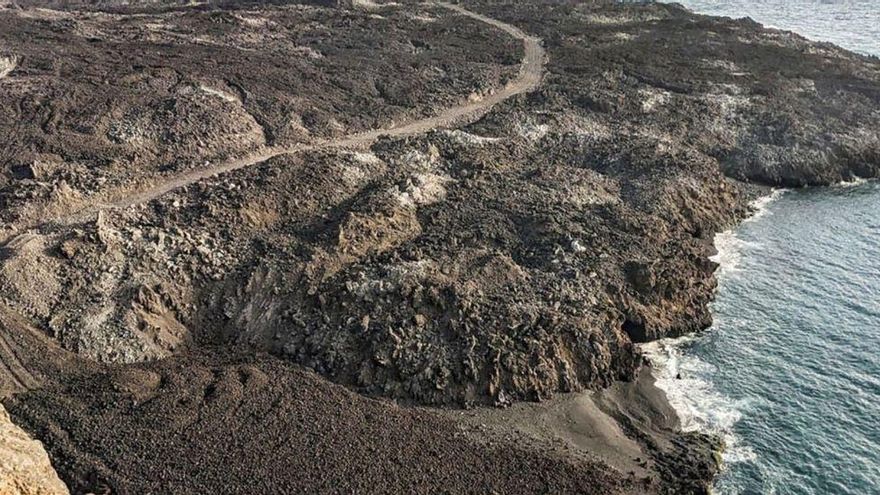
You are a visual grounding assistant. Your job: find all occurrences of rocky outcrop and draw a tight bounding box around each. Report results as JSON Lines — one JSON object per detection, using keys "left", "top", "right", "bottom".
{"left": 0, "top": 55, "right": 15, "bottom": 79}
{"left": 1, "top": 0, "right": 877, "bottom": 408}
{"left": 0, "top": 405, "right": 68, "bottom": 495}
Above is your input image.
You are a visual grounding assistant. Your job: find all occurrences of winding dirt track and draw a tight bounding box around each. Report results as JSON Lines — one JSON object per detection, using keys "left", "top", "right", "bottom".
{"left": 0, "top": 6, "right": 545, "bottom": 490}
{"left": 51, "top": 2, "right": 545, "bottom": 228}
{"left": 0, "top": 1, "right": 545, "bottom": 392}
{"left": 0, "top": 0, "right": 546, "bottom": 391}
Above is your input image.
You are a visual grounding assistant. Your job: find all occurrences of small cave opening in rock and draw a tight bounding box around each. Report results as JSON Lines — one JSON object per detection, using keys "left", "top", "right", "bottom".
{"left": 622, "top": 319, "right": 648, "bottom": 343}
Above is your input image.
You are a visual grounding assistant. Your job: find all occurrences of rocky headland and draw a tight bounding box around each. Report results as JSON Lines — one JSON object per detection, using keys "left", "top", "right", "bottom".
{"left": 0, "top": 0, "right": 877, "bottom": 493}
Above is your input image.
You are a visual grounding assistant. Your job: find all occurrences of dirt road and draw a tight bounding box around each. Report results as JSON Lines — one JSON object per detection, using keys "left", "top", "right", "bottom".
{"left": 41, "top": 2, "right": 545, "bottom": 230}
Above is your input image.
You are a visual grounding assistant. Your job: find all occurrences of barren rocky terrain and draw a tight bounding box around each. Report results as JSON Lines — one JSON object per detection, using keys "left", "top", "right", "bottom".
{"left": 0, "top": 0, "right": 878, "bottom": 493}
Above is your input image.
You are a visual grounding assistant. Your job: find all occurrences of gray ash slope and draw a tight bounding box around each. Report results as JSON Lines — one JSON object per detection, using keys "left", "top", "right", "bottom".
{"left": 4, "top": 349, "right": 633, "bottom": 494}
{"left": 0, "top": 0, "right": 878, "bottom": 493}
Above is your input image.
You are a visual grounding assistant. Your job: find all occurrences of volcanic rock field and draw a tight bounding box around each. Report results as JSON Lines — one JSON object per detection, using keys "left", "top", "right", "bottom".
{"left": 0, "top": 0, "right": 878, "bottom": 493}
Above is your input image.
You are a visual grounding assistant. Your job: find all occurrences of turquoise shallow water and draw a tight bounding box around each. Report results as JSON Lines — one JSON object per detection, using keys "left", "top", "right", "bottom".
{"left": 644, "top": 2, "right": 880, "bottom": 493}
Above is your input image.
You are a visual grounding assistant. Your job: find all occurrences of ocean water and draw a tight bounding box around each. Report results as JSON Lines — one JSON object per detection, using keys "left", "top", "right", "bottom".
{"left": 642, "top": 2, "right": 880, "bottom": 493}
{"left": 678, "top": 0, "right": 880, "bottom": 57}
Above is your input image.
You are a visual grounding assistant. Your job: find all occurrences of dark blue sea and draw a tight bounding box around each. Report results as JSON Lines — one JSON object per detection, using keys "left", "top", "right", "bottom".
{"left": 644, "top": 2, "right": 880, "bottom": 493}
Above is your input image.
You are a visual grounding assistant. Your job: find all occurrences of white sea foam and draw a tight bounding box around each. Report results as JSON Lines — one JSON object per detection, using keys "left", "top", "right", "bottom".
{"left": 746, "top": 188, "right": 786, "bottom": 222}
{"left": 642, "top": 189, "right": 786, "bottom": 471}
{"left": 834, "top": 176, "right": 868, "bottom": 188}
{"left": 641, "top": 339, "right": 758, "bottom": 466}
{"left": 710, "top": 190, "right": 784, "bottom": 276}
{"left": 711, "top": 231, "right": 750, "bottom": 277}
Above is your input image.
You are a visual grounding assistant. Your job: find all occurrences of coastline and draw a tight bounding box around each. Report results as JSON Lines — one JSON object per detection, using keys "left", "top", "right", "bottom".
{"left": 641, "top": 177, "right": 879, "bottom": 493}
{"left": 639, "top": 189, "right": 787, "bottom": 485}
{"left": 0, "top": 0, "right": 878, "bottom": 492}
{"left": 451, "top": 363, "right": 723, "bottom": 494}
{"left": 2, "top": 347, "right": 720, "bottom": 495}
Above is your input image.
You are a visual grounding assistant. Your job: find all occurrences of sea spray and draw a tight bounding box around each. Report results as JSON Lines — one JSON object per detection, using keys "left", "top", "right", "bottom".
{"left": 641, "top": 338, "right": 757, "bottom": 466}
{"left": 640, "top": 190, "right": 785, "bottom": 469}
{"left": 745, "top": 189, "right": 786, "bottom": 223}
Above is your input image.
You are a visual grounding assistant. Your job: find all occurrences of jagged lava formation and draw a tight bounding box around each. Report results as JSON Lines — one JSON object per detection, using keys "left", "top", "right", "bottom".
{"left": 0, "top": 0, "right": 877, "bottom": 493}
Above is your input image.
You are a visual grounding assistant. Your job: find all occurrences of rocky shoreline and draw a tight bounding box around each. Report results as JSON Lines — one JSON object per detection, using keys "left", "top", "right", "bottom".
{"left": 0, "top": 0, "right": 878, "bottom": 493}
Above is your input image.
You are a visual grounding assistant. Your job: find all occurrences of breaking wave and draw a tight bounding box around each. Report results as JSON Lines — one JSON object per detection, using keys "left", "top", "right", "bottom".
{"left": 641, "top": 338, "right": 758, "bottom": 465}
{"left": 641, "top": 190, "right": 785, "bottom": 469}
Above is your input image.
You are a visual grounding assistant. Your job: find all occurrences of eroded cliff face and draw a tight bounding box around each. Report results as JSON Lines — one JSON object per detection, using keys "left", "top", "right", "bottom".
{"left": 0, "top": 0, "right": 877, "bottom": 492}
{"left": 0, "top": 405, "right": 68, "bottom": 495}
